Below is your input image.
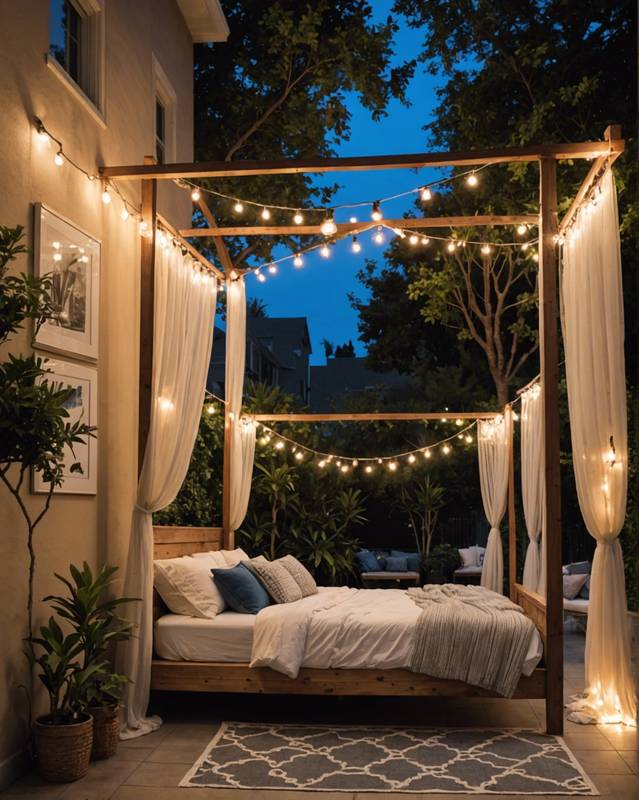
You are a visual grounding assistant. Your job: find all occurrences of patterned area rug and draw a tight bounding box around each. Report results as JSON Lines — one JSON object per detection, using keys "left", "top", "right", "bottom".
{"left": 180, "top": 722, "right": 598, "bottom": 794}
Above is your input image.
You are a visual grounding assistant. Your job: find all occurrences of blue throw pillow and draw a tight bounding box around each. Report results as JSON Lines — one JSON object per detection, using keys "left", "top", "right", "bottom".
{"left": 211, "top": 563, "right": 271, "bottom": 614}
{"left": 355, "top": 550, "right": 380, "bottom": 573}
{"left": 385, "top": 556, "right": 408, "bottom": 572}
{"left": 390, "top": 550, "right": 422, "bottom": 571}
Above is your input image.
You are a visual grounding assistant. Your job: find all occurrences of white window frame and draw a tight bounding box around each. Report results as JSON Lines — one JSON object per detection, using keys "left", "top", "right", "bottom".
{"left": 46, "top": 0, "right": 106, "bottom": 126}
{"left": 152, "top": 55, "right": 177, "bottom": 164}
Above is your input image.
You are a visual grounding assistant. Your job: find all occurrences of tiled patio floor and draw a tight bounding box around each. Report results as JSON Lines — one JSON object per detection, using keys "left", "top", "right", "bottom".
{"left": 3, "top": 627, "right": 637, "bottom": 799}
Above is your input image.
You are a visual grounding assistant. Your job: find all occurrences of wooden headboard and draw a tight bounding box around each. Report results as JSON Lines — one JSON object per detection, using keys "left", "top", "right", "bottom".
{"left": 152, "top": 526, "right": 224, "bottom": 624}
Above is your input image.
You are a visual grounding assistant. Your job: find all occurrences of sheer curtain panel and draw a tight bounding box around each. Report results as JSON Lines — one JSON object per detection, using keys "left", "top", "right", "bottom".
{"left": 520, "top": 384, "right": 545, "bottom": 592}
{"left": 119, "top": 246, "right": 217, "bottom": 738}
{"left": 562, "top": 168, "right": 635, "bottom": 726}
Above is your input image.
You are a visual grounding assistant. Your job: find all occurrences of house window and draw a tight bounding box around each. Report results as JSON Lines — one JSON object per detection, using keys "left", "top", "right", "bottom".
{"left": 155, "top": 99, "right": 166, "bottom": 164}
{"left": 48, "top": 0, "right": 104, "bottom": 110}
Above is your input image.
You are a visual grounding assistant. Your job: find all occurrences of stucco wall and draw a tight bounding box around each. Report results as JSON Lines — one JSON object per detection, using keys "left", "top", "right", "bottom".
{"left": 0, "top": 0, "right": 194, "bottom": 782}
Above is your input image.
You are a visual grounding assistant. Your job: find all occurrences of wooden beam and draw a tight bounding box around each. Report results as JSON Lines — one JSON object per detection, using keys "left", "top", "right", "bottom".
{"left": 539, "top": 156, "right": 563, "bottom": 736}
{"left": 101, "top": 139, "right": 624, "bottom": 181}
{"left": 138, "top": 157, "right": 157, "bottom": 475}
{"left": 251, "top": 411, "right": 499, "bottom": 422}
{"left": 155, "top": 213, "right": 225, "bottom": 281}
{"left": 506, "top": 404, "right": 517, "bottom": 601}
{"left": 195, "top": 197, "right": 236, "bottom": 274}
{"left": 179, "top": 214, "right": 540, "bottom": 238}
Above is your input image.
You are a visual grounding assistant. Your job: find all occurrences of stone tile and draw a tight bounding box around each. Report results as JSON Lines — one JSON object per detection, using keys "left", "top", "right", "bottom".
{"left": 122, "top": 761, "right": 188, "bottom": 787}
{"left": 144, "top": 744, "right": 206, "bottom": 764}
{"left": 59, "top": 784, "right": 119, "bottom": 800}
{"left": 113, "top": 788, "right": 355, "bottom": 800}
{"left": 66, "top": 761, "right": 138, "bottom": 786}
{"left": 117, "top": 727, "right": 172, "bottom": 749}
{"left": 1, "top": 772, "right": 67, "bottom": 798}
{"left": 572, "top": 749, "right": 633, "bottom": 775}
{"left": 592, "top": 772, "right": 639, "bottom": 799}
{"left": 618, "top": 750, "right": 638, "bottom": 774}
{"left": 599, "top": 727, "right": 638, "bottom": 749}
{"left": 105, "top": 746, "right": 155, "bottom": 762}
{"left": 563, "top": 732, "right": 615, "bottom": 750}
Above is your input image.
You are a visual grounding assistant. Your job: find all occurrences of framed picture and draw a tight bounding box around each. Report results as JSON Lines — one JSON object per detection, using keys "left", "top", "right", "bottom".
{"left": 34, "top": 203, "right": 100, "bottom": 361}
{"left": 33, "top": 359, "right": 98, "bottom": 495}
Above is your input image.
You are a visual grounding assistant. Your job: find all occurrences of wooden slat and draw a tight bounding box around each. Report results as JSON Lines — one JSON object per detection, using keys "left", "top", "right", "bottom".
{"left": 156, "top": 212, "right": 225, "bottom": 281}
{"left": 180, "top": 214, "right": 540, "bottom": 238}
{"left": 101, "top": 139, "right": 624, "bottom": 180}
{"left": 539, "top": 156, "right": 563, "bottom": 736}
{"left": 152, "top": 525, "right": 223, "bottom": 560}
{"left": 150, "top": 661, "right": 546, "bottom": 699}
{"left": 196, "top": 197, "right": 236, "bottom": 273}
{"left": 252, "top": 411, "right": 498, "bottom": 422}
{"left": 514, "top": 583, "right": 547, "bottom": 652}
{"left": 138, "top": 158, "right": 157, "bottom": 474}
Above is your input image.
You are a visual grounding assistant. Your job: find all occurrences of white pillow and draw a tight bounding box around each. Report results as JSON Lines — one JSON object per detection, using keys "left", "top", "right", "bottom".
{"left": 220, "top": 548, "right": 249, "bottom": 566}
{"left": 154, "top": 553, "right": 227, "bottom": 618}
{"left": 458, "top": 546, "right": 478, "bottom": 568}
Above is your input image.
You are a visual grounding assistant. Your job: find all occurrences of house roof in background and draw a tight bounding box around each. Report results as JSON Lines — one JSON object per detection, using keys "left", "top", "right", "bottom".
{"left": 177, "top": 0, "right": 229, "bottom": 42}
{"left": 247, "top": 318, "right": 312, "bottom": 371}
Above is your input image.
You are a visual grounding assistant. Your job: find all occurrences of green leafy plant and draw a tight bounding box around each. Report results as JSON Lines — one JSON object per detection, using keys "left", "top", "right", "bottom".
{"left": 0, "top": 226, "right": 96, "bottom": 651}
{"left": 254, "top": 460, "right": 297, "bottom": 559}
{"left": 423, "top": 543, "right": 460, "bottom": 585}
{"left": 396, "top": 475, "right": 446, "bottom": 557}
{"left": 43, "top": 563, "right": 137, "bottom": 709}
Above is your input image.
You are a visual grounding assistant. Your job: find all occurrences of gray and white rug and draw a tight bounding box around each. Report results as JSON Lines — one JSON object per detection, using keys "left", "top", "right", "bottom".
{"left": 180, "top": 722, "right": 598, "bottom": 794}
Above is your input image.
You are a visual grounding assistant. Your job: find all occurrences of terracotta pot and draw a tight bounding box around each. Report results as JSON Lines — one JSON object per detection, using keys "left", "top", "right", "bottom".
{"left": 89, "top": 705, "right": 119, "bottom": 760}
{"left": 34, "top": 712, "right": 93, "bottom": 783}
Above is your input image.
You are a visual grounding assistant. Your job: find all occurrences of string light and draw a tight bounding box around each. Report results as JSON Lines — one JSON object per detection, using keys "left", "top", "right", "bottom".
{"left": 101, "top": 185, "right": 111, "bottom": 204}
{"left": 320, "top": 244, "right": 330, "bottom": 258}
{"left": 54, "top": 151, "right": 64, "bottom": 167}
{"left": 268, "top": 264, "right": 278, "bottom": 274}
{"left": 349, "top": 216, "right": 358, "bottom": 223}
{"left": 293, "top": 253, "right": 304, "bottom": 268}
{"left": 371, "top": 201, "right": 382, "bottom": 221}
{"left": 206, "top": 403, "right": 217, "bottom": 415}
{"left": 293, "top": 211, "right": 304, "bottom": 225}
{"left": 517, "top": 223, "right": 527, "bottom": 236}
{"left": 388, "top": 461, "right": 398, "bottom": 472}
{"left": 421, "top": 236, "right": 430, "bottom": 246}
{"left": 320, "top": 213, "right": 337, "bottom": 236}
{"left": 420, "top": 187, "right": 432, "bottom": 202}
{"left": 191, "top": 188, "right": 201, "bottom": 202}
{"left": 424, "top": 449, "right": 432, "bottom": 459}
{"left": 233, "top": 200, "right": 244, "bottom": 214}
{"left": 351, "top": 236, "right": 361, "bottom": 253}
{"left": 481, "top": 244, "right": 492, "bottom": 255}
{"left": 466, "top": 172, "right": 479, "bottom": 187}
{"left": 365, "top": 465, "right": 373, "bottom": 474}
{"left": 260, "top": 207, "right": 271, "bottom": 221}
{"left": 442, "top": 444, "right": 451, "bottom": 455}
{"left": 120, "top": 208, "right": 129, "bottom": 221}
{"left": 409, "top": 234, "right": 419, "bottom": 246}
{"left": 373, "top": 227, "right": 384, "bottom": 244}
{"left": 447, "top": 240, "right": 456, "bottom": 253}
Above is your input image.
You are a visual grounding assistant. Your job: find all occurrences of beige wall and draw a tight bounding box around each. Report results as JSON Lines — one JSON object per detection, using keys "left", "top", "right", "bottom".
{"left": 0, "top": 0, "right": 195, "bottom": 782}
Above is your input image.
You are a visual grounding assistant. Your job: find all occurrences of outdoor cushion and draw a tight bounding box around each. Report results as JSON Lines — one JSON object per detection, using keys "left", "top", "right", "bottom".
{"left": 210, "top": 563, "right": 271, "bottom": 614}
{"left": 385, "top": 556, "right": 408, "bottom": 572}
{"left": 563, "top": 573, "right": 589, "bottom": 600}
{"left": 454, "top": 565, "right": 483, "bottom": 576}
{"left": 390, "top": 550, "right": 422, "bottom": 571}
{"left": 279, "top": 554, "right": 318, "bottom": 597}
{"left": 458, "top": 546, "right": 478, "bottom": 568}
{"left": 565, "top": 560, "right": 591, "bottom": 575}
{"left": 356, "top": 550, "right": 380, "bottom": 573}
{"left": 154, "top": 552, "right": 227, "bottom": 618}
{"left": 564, "top": 597, "right": 589, "bottom": 614}
{"left": 476, "top": 546, "right": 486, "bottom": 566}
{"left": 250, "top": 558, "right": 303, "bottom": 604}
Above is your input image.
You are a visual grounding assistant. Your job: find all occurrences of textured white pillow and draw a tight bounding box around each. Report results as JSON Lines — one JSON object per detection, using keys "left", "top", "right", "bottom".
{"left": 220, "top": 548, "right": 250, "bottom": 566}
{"left": 458, "top": 546, "right": 478, "bottom": 568}
{"left": 250, "top": 559, "right": 303, "bottom": 604}
{"left": 279, "top": 555, "right": 318, "bottom": 597}
{"left": 154, "top": 554, "right": 226, "bottom": 618}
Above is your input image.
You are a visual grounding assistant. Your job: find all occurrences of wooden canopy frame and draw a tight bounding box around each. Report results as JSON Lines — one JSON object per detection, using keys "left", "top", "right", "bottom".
{"left": 109, "top": 125, "right": 624, "bottom": 737}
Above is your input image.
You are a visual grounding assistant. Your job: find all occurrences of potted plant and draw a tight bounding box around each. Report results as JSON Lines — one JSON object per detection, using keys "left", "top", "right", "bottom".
{"left": 44, "top": 563, "right": 136, "bottom": 761}
{"left": 30, "top": 617, "right": 100, "bottom": 782}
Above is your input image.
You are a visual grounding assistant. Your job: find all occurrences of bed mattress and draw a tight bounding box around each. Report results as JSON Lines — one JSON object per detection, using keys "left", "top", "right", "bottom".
{"left": 155, "top": 611, "right": 254, "bottom": 662}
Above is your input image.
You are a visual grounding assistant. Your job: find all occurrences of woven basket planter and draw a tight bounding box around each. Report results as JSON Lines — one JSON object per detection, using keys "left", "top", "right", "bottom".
{"left": 34, "top": 713, "right": 93, "bottom": 783}
{"left": 89, "top": 705, "right": 119, "bottom": 760}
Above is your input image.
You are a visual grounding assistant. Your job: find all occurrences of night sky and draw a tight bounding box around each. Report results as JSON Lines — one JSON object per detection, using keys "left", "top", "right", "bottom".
{"left": 245, "top": 3, "right": 447, "bottom": 365}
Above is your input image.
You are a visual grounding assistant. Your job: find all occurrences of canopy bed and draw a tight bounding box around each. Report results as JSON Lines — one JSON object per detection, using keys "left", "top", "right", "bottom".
{"left": 99, "top": 125, "right": 635, "bottom": 740}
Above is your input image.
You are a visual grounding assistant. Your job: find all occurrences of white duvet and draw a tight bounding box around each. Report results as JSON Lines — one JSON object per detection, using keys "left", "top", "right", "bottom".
{"left": 250, "top": 587, "right": 542, "bottom": 678}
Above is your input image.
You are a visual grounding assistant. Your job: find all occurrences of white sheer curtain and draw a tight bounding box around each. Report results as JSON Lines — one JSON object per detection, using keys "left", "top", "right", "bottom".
{"left": 119, "top": 243, "right": 217, "bottom": 738}
{"left": 225, "top": 276, "right": 255, "bottom": 532}
{"left": 562, "top": 168, "right": 636, "bottom": 726}
{"left": 520, "top": 384, "right": 545, "bottom": 592}
{"left": 478, "top": 414, "right": 511, "bottom": 594}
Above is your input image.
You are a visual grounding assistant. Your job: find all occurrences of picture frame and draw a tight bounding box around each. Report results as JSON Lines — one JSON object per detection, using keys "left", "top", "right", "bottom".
{"left": 33, "top": 359, "right": 98, "bottom": 495}
{"left": 34, "top": 203, "right": 100, "bottom": 361}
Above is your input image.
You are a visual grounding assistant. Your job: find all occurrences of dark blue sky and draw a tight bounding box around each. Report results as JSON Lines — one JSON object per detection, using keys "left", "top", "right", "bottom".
{"left": 245, "top": 3, "right": 446, "bottom": 366}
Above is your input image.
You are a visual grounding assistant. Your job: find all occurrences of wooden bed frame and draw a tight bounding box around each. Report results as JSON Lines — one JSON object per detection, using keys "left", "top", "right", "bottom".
{"left": 150, "top": 526, "right": 548, "bottom": 711}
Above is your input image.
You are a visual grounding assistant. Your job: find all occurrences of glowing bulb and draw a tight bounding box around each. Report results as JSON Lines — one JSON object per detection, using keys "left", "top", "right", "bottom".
{"left": 52, "top": 241, "right": 60, "bottom": 250}
{"left": 481, "top": 244, "right": 492, "bottom": 255}
{"left": 371, "top": 201, "right": 382, "bottom": 221}
{"left": 532, "top": 253, "right": 539, "bottom": 262}
{"left": 260, "top": 207, "right": 271, "bottom": 220}
{"left": 293, "top": 253, "right": 304, "bottom": 268}
{"left": 190, "top": 188, "right": 201, "bottom": 202}
{"left": 349, "top": 216, "right": 358, "bottom": 223}
{"left": 408, "top": 454, "right": 416, "bottom": 464}
{"left": 120, "top": 208, "right": 129, "bottom": 221}
{"left": 320, "top": 244, "right": 330, "bottom": 258}
{"left": 421, "top": 187, "right": 432, "bottom": 202}
{"left": 388, "top": 461, "right": 398, "bottom": 472}
{"left": 320, "top": 214, "right": 337, "bottom": 236}
{"left": 139, "top": 220, "right": 148, "bottom": 233}
{"left": 512, "top": 411, "right": 519, "bottom": 421}
{"left": 351, "top": 236, "right": 361, "bottom": 253}
{"left": 233, "top": 200, "right": 244, "bottom": 214}
{"left": 466, "top": 172, "right": 478, "bottom": 187}
{"left": 352, "top": 459, "right": 359, "bottom": 467}
{"left": 54, "top": 151, "right": 64, "bottom": 166}
{"left": 447, "top": 241, "right": 456, "bottom": 253}
{"left": 421, "top": 237, "right": 430, "bottom": 246}
{"left": 442, "top": 444, "right": 451, "bottom": 455}
{"left": 101, "top": 188, "right": 111, "bottom": 204}
{"left": 341, "top": 464, "right": 349, "bottom": 473}
{"left": 517, "top": 224, "right": 527, "bottom": 236}
{"left": 521, "top": 242, "right": 529, "bottom": 252}
{"left": 256, "top": 272, "right": 266, "bottom": 283}
{"left": 336, "top": 460, "right": 342, "bottom": 467}
{"left": 268, "top": 264, "right": 277, "bottom": 274}
{"left": 206, "top": 403, "right": 216, "bottom": 415}
{"left": 275, "top": 440, "right": 285, "bottom": 450}
{"left": 53, "top": 253, "right": 62, "bottom": 262}
{"left": 293, "top": 211, "right": 304, "bottom": 225}
{"left": 365, "top": 465, "right": 373, "bottom": 474}
{"left": 318, "top": 460, "right": 326, "bottom": 468}
{"left": 37, "top": 128, "right": 49, "bottom": 143}
{"left": 409, "top": 234, "right": 419, "bottom": 246}
{"left": 295, "top": 451, "right": 304, "bottom": 461}
{"left": 158, "top": 397, "right": 174, "bottom": 412}
{"left": 465, "top": 435, "right": 473, "bottom": 443}
{"left": 373, "top": 227, "right": 384, "bottom": 244}
{"left": 455, "top": 418, "right": 463, "bottom": 426}
{"left": 424, "top": 449, "right": 432, "bottom": 459}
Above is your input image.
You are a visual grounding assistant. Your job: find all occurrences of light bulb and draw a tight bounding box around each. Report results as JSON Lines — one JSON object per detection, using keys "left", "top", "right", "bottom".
{"left": 318, "top": 460, "right": 326, "bottom": 468}
{"left": 465, "top": 434, "right": 473, "bottom": 443}
{"left": 349, "top": 216, "right": 358, "bottom": 223}
{"left": 293, "top": 211, "right": 304, "bottom": 225}
{"left": 206, "top": 403, "right": 216, "bottom": 415}
{"left": 54, "top": 151, "right": 64, "bottom": 166}
{"left": 101, "top": 188, "right": 111, "bottom": 204}
{"left": 409, "top": 234, "right": 419, "bottom": 246}
{"left": 442, "top": 444, "right": 451, "bottom": 455}
{"left": 336, "top": 460, "right": 342, "bottom": 467}
{"left": 340, "top": 464, "right": 349, "bottom": 473}
{"left": 365, "top": 465, "right": 373, "bottom": 474}
{"left": 37, "top": 128, "right": 49, "bottom": 143}
{"left": 532, "top": 253, "right": 539, "bottom": 262}
{"left": 233, "top": 200, "right": 244, "bottom": 214}
{"left": 351, "top": 236, "right": 361, "bottom": 253}
{"left": 517, "top": 224, "right": 527, "bottom": 236}
{"left": 424, "top": 449, "right": 432, "bottom": 459}
{"left": 373, "top": 227, "right": 384, "bottom": 244}
{"left": 275, "top": 440, "right": 285, "bottom": 450}
{"left": 421, "top": 237, "right": 430, "bottom": 246}
{"left": 388, "top": 461, "right": 398, "bottom": 472}
{"left": 521, "top": 242, "right": 529, "bottom": 252}
{"left": 320, "top": 214, "right": 337, "bottom": 236}
{"left": 466, "top": 172, "right": 478, "bottom": 187}
{"left": 447, "top": 241, "right": 456, "bottom": 253}
{"left": 52, "top": 241, "right": 60, "bottom": 250}
{"left": 295, "top": 451, "right": 304, "bottom": 461}
{"left": 408, "top": 454, "right": 416, "bottom": 464}
{"left": 481, "top": 244, "right": 492, "bottom": 255}
{"left": 320, "top": 244, "right": 330, "bottom": 258}
{"left": 190, "top": 188, "right": 201, "bottom": 202}
{"left": 268, "top": 264, "right": 277, "bottom": 274}
{"left": 53, "top": 253, "right": 62, "bottom": 262}
{"left": 421, "top": 187, "right": 432, "bottom": 202}
{"left": 352, "top": 459, "right": 359, "bottom": 467}
{"left": 293, "top": 253, "right": 304, "bottom": 268}
{"left": 455, "top": 418, "right": 463, "bottom": 426}
{"left": 120, "top": 208, "right": 129, "bottom": 221}
{"left": 371, "top": 201, "right": 382, "bottom": 221}
{"left": 260, "top": 207, "right": 271, "bottom": 220}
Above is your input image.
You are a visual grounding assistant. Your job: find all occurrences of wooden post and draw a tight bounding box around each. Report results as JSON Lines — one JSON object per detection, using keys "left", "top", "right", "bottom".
{"left": 539, "top": 157, "right": 563, "bottom": 735}
{"left": 138, "top": 156, "right": 157, "bottom": 475}
{"left": 506, "top": 404, "right": 517, "bottom": 600}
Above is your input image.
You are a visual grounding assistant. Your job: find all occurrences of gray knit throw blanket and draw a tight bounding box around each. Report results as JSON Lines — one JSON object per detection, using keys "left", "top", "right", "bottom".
{"left": 407, "top": 584, "right": 536, "bottom": 698}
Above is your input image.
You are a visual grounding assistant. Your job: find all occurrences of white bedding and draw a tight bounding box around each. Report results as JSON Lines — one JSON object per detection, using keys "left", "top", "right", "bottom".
{"left": 155, "top": 611, "right": 254, "bottom": 662}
